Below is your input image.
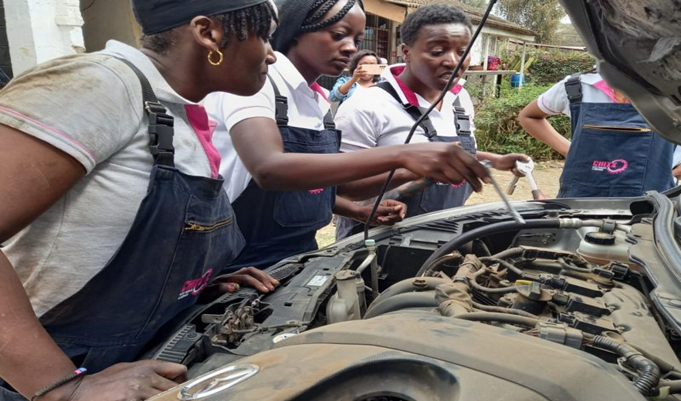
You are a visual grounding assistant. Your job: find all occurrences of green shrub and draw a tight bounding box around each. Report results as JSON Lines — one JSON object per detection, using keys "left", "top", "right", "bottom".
{"left": 528, "top": 51, "right": 595, "bottom": 85}
{"left": 474, "top": 83, "right": 572, "bottom": 161}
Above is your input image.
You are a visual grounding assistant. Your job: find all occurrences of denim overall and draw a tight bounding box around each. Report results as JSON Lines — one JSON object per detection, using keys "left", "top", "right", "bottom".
{"left": 335, "top": 82, "right": 476, "bottom": 239}
{"left": 558, "top": 74, "right": 675, "bottom": 198}
{"left": 1, "top": 60, "right": 245, "bottom": 400}
{"left": 229, "top": 77, "right": 340, "bottom": 270}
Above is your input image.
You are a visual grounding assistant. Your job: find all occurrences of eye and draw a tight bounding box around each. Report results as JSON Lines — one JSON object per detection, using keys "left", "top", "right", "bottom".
{"left": 431, "top": 50, "right": 444, "bottom": 57}
{"left": 331, "top": 32, "right": 346, "bottom": 41}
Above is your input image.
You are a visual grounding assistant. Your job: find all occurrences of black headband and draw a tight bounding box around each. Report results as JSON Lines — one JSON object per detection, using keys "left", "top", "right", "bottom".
{"left": 133, "top": 0, "right": 269, "bottom": 35}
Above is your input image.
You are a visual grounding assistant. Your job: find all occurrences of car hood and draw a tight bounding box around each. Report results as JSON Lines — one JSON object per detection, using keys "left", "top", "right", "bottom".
{"left": 559, "top": 0, "right": 681, "bottom": 144}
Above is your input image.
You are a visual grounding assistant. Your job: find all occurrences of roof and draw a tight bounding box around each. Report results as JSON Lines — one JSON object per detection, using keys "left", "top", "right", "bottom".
{"left": 383, "top": 0, "right": 537, "bottom": 38}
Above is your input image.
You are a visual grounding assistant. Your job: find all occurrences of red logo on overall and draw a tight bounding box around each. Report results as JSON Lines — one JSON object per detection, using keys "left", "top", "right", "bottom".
{"left": 592, "top": 159, "right": 628, "bottom": 174}
{"left": 309, "top": 189, "right": 324, "bottom": 195}
{"left": 178, "top": 268, "right": 214, "bottom": 300}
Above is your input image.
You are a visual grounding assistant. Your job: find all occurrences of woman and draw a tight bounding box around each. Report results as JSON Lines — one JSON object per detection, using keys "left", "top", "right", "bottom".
{"left": 329, "top": 49, "right": 380, "bottom": 103}
{"left": 204, "top": 0, "right": 492, "bottom": 271}
{"left": 334, "top": 4, "right": 528, "bottom": 238}
{"left": 519, "top": 70, "right": 675, "bottom": 197}
{"left": 0, "top": 1, "right": 278, "bottom": 400}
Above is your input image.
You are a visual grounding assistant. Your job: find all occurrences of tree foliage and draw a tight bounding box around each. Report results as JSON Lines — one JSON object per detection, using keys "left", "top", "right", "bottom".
{"left": 496, "top": 0, "right": 565, "bottom": 43}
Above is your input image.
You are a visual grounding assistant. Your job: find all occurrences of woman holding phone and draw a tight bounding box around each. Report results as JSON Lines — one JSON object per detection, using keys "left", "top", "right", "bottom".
{"left": 203, "top": 0, "right": 492, "bottom": 271}
{"left": 329, "top": 49, "right": 384, "bottom": 103}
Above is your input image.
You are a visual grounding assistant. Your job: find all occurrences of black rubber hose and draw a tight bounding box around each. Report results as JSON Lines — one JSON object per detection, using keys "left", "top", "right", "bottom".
{"left": 451, "top": 312, "right": 539, "bottom": 328}
{"left": 363, "top": 292, "right": 438, "bottom": 319}
{"left": 592, "top": 335, "right": 661, "bottom": 396}
{"left": 417, "top": 219, "right": 562, "bottom": 277}
{"left": 367, "top": 277, "right": 449, "bottom": 311}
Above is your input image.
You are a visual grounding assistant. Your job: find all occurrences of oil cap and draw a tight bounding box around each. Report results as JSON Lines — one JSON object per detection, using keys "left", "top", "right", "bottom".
{"left": 585, "top": 232, "right": 616, "bottom": 245}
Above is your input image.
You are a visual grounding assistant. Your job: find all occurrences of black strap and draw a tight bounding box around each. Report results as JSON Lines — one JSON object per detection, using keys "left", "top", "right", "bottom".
{"left": 376, "top": 81, "right": 438, "bottom": 139}
{"left": 452, "top": 96, "right": 471, "bottom": 136}
{"left": 268, "top": 75, "right": 336, "bottom": 130}
{"left": 116, "top": 58, "right": 175, "bottom": 167}
{"left": 565, "top": 73, "right": 583, "bottom": 104}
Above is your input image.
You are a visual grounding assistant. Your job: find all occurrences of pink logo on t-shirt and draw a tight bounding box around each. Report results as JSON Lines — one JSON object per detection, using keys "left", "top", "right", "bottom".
{"left": 178, "top": 268, "right": 214, "bottom": 300}
{"left": 592, "top": 159, "right": 628, "bottom": 174}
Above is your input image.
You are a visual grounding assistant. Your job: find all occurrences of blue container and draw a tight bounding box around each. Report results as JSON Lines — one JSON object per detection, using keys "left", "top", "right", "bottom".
{"left": 511, "top": 74, "right": 525, "bottom": 87}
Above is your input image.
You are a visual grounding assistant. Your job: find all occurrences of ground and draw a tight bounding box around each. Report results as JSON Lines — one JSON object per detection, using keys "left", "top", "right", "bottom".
{"left": 316, "top": 161, "right": 565, "bottom": 247}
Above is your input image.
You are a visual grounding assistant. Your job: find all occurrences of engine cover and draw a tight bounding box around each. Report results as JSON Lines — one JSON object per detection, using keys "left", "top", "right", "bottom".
{"left": 150, "top": 313, "right": 645, "bottom": 401}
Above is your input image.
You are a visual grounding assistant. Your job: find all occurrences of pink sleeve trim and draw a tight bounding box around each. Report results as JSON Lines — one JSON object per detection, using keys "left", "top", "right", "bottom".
{"left": 539, "top": 96, "right": 561, "bottom": 114}
{"left": 0, "top": 105, "right": 96, "bottom": 161}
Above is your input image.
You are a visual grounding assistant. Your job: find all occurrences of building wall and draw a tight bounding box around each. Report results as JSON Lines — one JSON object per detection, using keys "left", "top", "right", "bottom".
{"left": 0, "top": 1, "right": 12, "bottom": 81}
{"left": 81, "top": 0, "right": 140, "bottom": 52}
{"left": 4, "top": 0, "right": 85, "bottom": 75}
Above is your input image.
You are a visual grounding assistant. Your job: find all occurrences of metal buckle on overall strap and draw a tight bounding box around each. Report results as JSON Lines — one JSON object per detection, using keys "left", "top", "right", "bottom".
{"left": 453, "top": 106, "right": 471, "bottom": 136}
{"left": 145, "top": 100, "right": 175, "bottom": 167}
{"left": 323, "top": 110, "right": 336, "bottom": 130}
{"left": 565, "top": 74, "right": 583, "bottom": 104}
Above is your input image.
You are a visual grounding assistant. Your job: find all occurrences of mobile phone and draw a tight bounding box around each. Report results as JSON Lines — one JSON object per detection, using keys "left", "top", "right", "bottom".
{"left": 360, "top": 64, "right": 388, "bottom": 75}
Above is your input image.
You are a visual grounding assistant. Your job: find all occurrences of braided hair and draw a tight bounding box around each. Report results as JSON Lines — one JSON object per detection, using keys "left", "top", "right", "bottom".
{"left": 271, "top": 0, "right": 364, "bottom": 54}
{"left": 141, "top": 1, "right": 276, "bottom": 54}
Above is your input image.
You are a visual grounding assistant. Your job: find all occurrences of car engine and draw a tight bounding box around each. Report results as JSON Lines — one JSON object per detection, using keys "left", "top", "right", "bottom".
{"left": 147, "top": 195, "right": 681, "bottom": 401}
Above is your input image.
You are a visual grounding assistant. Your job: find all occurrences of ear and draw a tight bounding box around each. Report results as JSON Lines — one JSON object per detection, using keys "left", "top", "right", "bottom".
{"left": 400, "top": 43, "right": 410, "bottom": 62}
{"left": 189, "top": 16, "right": 224, "bottom": 52}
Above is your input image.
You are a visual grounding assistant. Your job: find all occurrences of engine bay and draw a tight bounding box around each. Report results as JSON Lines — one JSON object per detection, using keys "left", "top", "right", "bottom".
{"left": 147, "top": 195, "right": 681, "bottom": 400}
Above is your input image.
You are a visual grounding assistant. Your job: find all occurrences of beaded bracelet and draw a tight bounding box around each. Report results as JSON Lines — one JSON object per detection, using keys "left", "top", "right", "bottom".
{"left": 31, "top": 367, "right": 87, "bottom": 401}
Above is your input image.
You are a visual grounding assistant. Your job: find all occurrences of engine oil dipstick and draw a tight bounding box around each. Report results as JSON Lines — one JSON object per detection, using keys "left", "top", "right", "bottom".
{"left": 480, "top": 160, "right": 526, "bottom": 225}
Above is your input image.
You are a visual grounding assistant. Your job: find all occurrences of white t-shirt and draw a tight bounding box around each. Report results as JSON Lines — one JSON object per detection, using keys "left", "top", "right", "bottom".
{"left": 536, "top": 72, "right": 615, "bottom": 118}
{"left": 336, "top": 64, "right": 476, "bottom": 152}
{"left": 0, "top": 40, "right": 220, "bottom": 317}
{"left": 203, "top": 52, "right": 331, "bottom": 202}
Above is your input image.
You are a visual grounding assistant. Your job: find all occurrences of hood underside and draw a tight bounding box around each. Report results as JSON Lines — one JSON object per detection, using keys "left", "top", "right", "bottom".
{"left": 559, "top": 0, "right": 681, "bottom": 144}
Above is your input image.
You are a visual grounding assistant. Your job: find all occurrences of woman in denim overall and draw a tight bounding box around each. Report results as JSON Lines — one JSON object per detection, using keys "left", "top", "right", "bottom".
{"left": 0, "top": 1, "right": 278, "bottom": 400}
{"left": 520, "top": 72, "right": 675, "bottom": 198}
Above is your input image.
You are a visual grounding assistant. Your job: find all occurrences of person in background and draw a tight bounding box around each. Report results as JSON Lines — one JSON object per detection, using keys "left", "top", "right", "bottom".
{"left": 204, "top": 0, "right": 492, "bottom": 271}
{"left": 519, "top": 70, "right": 675, "bottom": 197}
{"left": 0, "top": 1, "right": 279, "bottom": 400}
{"left": 329, "top": 49, "right": 381, "bottom": 103}
{"left": 333, "top": 4, "right": 528, "bottom": 239}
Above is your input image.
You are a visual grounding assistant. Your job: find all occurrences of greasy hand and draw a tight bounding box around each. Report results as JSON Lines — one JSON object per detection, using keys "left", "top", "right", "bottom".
{"left": 491, "top": 153, "right": 531, "bottom": 177}
{"left": 45, "top": 360, "right": 187, "bottom": 401}
{"left": 401, "top": 143, "right": 491, "bottom": 192}
{"left": 357, "top": 200, "right": 407, "bottom": 226}
{"left": 210, "top": 267, "right": 279, "bottom": 294}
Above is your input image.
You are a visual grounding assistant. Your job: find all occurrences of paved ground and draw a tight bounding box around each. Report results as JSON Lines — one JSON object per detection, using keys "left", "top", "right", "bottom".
{"left": 316, "top": 161, "right": 565, "bottom": 247}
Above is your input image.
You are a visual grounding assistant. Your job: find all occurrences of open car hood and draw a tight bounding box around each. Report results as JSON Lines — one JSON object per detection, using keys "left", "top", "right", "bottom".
{"left": 559, "top": 0, "right": 681, "bottom": 144}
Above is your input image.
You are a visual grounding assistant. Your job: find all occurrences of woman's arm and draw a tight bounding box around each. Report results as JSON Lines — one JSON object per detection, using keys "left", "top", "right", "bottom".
{"left": 229, "top": 117, "right": 491, "bottom": 193}
{"left": 518, "top": 99, "right": 571, "bottom": 157}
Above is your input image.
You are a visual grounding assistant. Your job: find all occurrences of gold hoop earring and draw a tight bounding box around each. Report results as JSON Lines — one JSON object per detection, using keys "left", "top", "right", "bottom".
{"left": 207, "top": 50, "right": 224, "bottom": 66}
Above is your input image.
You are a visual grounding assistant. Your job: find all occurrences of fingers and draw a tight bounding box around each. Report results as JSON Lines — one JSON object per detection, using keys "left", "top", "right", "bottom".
{"left": 219, "top": 267, "right": 279, "bottom": 293}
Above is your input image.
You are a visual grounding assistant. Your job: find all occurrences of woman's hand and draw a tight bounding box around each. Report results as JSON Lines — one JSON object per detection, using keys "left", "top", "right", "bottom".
{"left": 351, "top": 65, "right": 372, "bottom": 82}
{"left": 355, "top": 199, "right": 407, "bottom": 226}
{"left": 200, "top": 267, "right": 280, "bottom": 302}
{"left": 490, "top": 153, "right": 531, "bottom": 177}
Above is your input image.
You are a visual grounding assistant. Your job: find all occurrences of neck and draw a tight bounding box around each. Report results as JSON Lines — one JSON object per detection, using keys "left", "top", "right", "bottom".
{"left": 397, "top": 68, "right": 440, "bottom": 105}
{"left": 141, "top": 49, "right": 207, "bottom": 103}
{"left": 286, "top": 51, "right": 320, "bottom": 86}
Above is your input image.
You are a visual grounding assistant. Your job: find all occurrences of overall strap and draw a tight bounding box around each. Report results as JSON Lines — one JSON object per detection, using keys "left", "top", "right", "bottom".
{"left": 323, "top": 110, "right": 336, "bottom": 130}
{"left": 376, "top": 81, "right": 438, "bottom": 140}
{"left": 452, "top": 96, "right": 471, "bottom": 136}
{"left": 565, "top": 73, "right": 583, "bottom": 104}
{"left": 268, "top": 75, "right": 290, "bottom": 127}
{"left": 117, "top": 58, "right": 175, "bottom": 168}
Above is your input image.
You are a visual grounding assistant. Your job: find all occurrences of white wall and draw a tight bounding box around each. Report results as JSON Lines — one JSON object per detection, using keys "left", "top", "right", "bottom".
{"left": 4, "top": 0, "right": 84, "bottom": 75}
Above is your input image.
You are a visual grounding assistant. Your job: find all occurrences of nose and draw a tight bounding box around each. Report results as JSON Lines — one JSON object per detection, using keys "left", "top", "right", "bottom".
{"left": 340, "top": 38, "right": 358, "bottom": 56}
{"left": 266, "top": 42, "right": 277, "bottom": 65}
{"left": 442, "top": 50, "right": 459, "bottom": 67}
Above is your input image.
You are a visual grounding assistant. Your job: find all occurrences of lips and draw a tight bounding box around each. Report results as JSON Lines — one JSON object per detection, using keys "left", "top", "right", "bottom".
{"left": 334, "top": 58, "right": 350, "bottom": 68}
